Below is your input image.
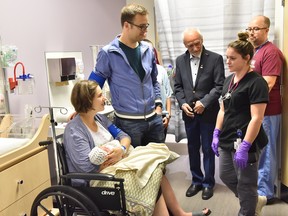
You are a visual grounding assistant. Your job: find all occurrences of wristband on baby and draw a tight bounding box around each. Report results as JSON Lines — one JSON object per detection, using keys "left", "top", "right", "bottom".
{"left": 121, "top": 145, "right": 127, "bottom": 154}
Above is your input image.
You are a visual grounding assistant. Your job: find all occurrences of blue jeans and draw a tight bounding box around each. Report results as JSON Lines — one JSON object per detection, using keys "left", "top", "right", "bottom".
{"left": 184, "top": 115, "right": 215, "bottom": 188}
{"left": 115, "top": 114, "right": 165, "bottom": 147}
{"left": 258, "top": 115, "right": 281, "bottom": 199}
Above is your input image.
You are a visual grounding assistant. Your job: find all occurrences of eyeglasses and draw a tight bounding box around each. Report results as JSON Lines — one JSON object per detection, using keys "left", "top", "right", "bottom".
{"left": 246, "top": 27, "right": 268, "bottom": 32}
{"left": 127, "top": 21, "right": 149, "bottom": 31}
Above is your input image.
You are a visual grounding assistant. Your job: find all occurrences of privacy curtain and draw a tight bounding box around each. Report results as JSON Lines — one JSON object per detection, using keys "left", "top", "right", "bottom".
{"left": 154, "top": 0, "right": 275, "bottom": 142}
{"left": 154, "top": 0, "right": 275, "bottom": 67}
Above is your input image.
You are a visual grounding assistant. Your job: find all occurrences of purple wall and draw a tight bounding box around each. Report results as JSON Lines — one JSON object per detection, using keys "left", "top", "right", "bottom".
{"left": 0, "top": 0, "right": 125, "bottom": 115}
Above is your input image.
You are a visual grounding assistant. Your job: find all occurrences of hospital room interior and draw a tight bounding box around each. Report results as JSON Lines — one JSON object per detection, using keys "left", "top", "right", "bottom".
{"left": 1, "top": 0, "right": 288, "bottom": 215}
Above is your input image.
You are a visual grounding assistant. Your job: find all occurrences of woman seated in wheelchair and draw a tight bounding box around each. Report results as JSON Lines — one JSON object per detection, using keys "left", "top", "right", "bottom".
{"left": 64, "top": 80, "right": 211, "bottom": 216}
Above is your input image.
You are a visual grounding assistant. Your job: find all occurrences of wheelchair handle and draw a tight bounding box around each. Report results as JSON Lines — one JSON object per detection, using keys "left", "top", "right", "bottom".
{"left": 39, "top": 140, "right": 53, "bottom": 146}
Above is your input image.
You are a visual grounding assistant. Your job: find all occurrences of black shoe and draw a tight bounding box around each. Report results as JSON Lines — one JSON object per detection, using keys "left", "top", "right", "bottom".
{"left": 186, "top": 184, "right": 203, "bottom": 197}
{"left": 202, "top": 187, "right": 213, "bottom": 200}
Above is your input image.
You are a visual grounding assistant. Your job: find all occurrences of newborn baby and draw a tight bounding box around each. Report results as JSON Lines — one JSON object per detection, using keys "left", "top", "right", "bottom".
{"left": 89, "top": 140, "right": 121, "bottom": 165}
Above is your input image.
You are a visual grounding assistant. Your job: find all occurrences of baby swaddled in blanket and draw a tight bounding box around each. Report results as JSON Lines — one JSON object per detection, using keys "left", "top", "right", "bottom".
{"left": 89, "top": 140, "right": 123, "bottom": 165}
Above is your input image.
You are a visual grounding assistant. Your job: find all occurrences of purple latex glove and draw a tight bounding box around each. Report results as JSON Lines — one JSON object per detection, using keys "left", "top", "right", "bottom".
{"left": 211, "top": 128, "right": 221, "bottom": 157}
{"left": 233, "top": 140, "right": 252, "bottom": 169}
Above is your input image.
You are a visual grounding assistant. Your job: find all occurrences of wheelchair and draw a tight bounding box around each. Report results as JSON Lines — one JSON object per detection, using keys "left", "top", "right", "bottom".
{"left": 30, "top": 134, "right": 131, "bottom": 216}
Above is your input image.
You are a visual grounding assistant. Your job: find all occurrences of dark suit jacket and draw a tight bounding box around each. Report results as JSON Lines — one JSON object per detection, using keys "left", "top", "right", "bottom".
{"left": 174, "top": 46, "right": 225, "bottom": 123}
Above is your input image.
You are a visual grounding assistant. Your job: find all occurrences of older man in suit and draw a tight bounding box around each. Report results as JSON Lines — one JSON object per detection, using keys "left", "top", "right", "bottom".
{"left": 174, "top": 28, "right": 225, "bottom": 200}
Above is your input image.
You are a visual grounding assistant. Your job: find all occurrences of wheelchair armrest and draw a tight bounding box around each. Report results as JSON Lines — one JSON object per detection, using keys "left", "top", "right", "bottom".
{"left": 61, "top": 173, "right": 124, "bottom": 182}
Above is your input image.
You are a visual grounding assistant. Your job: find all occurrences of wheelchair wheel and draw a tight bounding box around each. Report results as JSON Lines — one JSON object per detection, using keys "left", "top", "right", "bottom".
{"left": 30, "top": 185, "right": 102, "bottom": 216}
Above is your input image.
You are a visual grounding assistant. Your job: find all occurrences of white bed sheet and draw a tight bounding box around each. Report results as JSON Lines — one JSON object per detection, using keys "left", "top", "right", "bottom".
{"left": 0, "top": 138, "right": 30, "bottom": 156}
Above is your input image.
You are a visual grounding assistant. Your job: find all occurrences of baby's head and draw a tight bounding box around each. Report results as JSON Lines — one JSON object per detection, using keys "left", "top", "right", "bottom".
{"left": 89, "top": 140, "right": 121, "bottom": 165}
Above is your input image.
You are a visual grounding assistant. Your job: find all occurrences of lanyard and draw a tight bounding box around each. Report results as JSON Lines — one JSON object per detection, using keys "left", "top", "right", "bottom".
{"left": 220, "top": 73, "right": 246, "bottom": 102}
{"left": 228, "top": 75, "right": 239, "bottom": 93}
{"left": 219, "top": 75, "right": 239, "bottom": 102}
{"left": 255, "top": 40, "right": 269, "bottom": 55}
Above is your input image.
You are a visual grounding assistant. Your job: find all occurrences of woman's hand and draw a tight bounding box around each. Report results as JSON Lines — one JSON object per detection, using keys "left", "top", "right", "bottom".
{"left": 103, "top": 147, "right": 123, "bottom": 166}
{"left": 211, "top": 128, "right": 221, "bottom": 157}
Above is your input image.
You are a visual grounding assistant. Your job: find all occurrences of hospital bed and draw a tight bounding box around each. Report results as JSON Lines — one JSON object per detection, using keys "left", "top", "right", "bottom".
{"left": 0, "top": 114, "right": 51, "bottom": 215}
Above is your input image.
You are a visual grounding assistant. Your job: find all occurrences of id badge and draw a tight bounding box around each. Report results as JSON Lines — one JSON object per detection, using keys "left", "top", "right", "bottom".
{"left": 234, "top": 138, "right": 242, "bottom": 150}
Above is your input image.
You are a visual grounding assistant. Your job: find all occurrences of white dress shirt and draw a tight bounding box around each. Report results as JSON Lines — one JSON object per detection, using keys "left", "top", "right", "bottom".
{"left": 190, "top": 55, "right": 200, "bottom": 86}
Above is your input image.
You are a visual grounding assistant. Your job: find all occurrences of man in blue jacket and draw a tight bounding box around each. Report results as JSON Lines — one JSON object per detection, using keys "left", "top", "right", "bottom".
{"left": 89, "top": 3, "right": 165, "bottom": 147}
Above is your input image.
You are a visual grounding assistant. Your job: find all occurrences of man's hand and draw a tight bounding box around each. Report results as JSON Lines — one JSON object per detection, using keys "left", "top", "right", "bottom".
{"left": 181, "top": 103, "right": 194, "bottom": 118}
{"left": 162, "top": 116, "right": 169, "bottom": 128}
{"left": 155, "top": 106, "right": 162, "bottom": 115}
{"left": 194, "top": 101, "right": 205, "bottom": 114}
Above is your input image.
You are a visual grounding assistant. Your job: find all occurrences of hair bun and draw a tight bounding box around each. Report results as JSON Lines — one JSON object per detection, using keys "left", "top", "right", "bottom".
{"left": 238, "top": 32, "right": 249, "bottom": 41}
